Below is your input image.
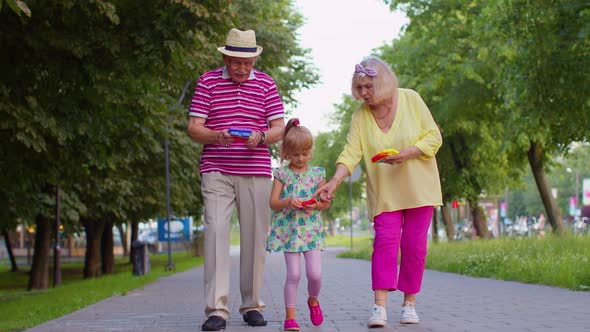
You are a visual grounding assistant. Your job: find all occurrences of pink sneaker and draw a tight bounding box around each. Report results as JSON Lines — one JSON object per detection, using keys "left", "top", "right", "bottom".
{"left": 308, "top": 300, "right": 324, "bottom": 326}
{"left": 283, "top": 319, "right": 300, "bottom": 331}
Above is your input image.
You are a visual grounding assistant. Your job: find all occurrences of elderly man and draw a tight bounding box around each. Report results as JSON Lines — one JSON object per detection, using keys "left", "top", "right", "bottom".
{"left": 187, "top": 28, "right": 285, "bottom": 331}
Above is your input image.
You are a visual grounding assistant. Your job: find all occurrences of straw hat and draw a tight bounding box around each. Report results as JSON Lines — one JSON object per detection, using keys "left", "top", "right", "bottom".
{"left": 217, "top": 28, "right": 263, "bottom": 58}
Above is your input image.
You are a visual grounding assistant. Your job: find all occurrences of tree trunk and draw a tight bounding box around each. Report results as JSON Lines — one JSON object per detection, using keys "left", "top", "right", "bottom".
{"left": 470, "top": 200, "right": 491, "bottom": 239}
{"left": 27, "top": 214, "right": 52, "bottom": 290}
{"left": 441, "top": 204, "right": 455, "bottom": 240}
{"left": 327, "top": 218, "right": 336, "bottom": 236}
{"left": 101, "top": 219, "right": 115, "bottom": 274}
{"left": 116, "top": 223, "right": 128, "bottom": 256}
{"left": 82, "top": 218, "right": 105, "bottom": 278}
{"left": 528, "top": 141, "right": 564, "bottom": 234}
{"left": 323, "top": 210, "right": 336, "bottom": 236}
{"left": 130, "top": 220, "right": 139, "bottom": 264}
{"left": 431, "top": 208, "right": 439, "bottom": 242}
{"left": 2, "top": 227, "right": 19, "bottom": 272}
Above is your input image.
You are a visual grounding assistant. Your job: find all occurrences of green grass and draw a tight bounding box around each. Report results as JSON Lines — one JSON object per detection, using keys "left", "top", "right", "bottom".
{"left": 0, "top": 251, "right": 202, "bottom": 331}
{"left": 230, "top": 224, "right": 241, "bottom": 246}
{"left": 325, "top": 233, "right": 372, "bottom": 248}
{"left": 338, "top": 234, "right": 590, "bottom": 291}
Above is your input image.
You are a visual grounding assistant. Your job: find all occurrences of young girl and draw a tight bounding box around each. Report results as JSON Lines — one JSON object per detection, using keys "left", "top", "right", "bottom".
{"left": 266, "top": 118, "right": 330, "bottom": 331}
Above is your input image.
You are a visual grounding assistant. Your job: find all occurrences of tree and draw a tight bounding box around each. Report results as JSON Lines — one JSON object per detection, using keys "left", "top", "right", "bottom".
{"left": 508, "top": 143, "right": 590, "bottom": 221}
{"left": 382, "top": 0, "right": 511, "bottom": 238}
{"left": 2, "top": 227, "right": 18, "bottom": 272}
{"left": 0, "top": 0, "right": 30, "bottom": 17}
{"left": 1, "top": 0, "right": 319, "bottom": 288}
{"left": 1, "top": 0, "right": 233, "bottom": 287}
{"left": 385, "top": 0, "right": 590, "bottom": 235}
{"left": 481, "top": 0, "right": 590, "bottom": 233}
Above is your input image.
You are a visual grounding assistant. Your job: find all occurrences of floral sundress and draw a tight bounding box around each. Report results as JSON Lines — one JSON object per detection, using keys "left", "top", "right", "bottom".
{"left": 266, "top": 166, "right": 326, "bottom": 252}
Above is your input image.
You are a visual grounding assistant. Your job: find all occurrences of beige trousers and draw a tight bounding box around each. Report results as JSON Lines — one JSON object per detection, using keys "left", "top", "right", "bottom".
{"left": 201, "top": 172, "right": 272, "bottom": 319}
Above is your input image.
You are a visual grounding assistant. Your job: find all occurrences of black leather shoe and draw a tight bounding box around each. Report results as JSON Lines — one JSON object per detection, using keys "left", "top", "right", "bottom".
{"left": 242, "top": 310, "right": 267, "bottom": 326}
{"left": 201, "top": 315, "right": 226, "bottom": 331}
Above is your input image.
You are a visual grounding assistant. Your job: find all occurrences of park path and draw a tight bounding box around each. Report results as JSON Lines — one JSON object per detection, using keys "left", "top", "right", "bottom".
{"left": 27, "top": 246, "right": 590, "bottom": 332}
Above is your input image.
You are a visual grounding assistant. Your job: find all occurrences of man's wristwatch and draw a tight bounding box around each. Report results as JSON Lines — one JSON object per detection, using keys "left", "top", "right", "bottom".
{"left": 257, "top": 130, "right": 266, "bottom": 144}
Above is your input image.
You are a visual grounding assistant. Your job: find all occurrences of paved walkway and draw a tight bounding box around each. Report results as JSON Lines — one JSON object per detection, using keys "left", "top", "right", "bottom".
{"left": 27, "top": 247, "right": 589, "bottom": 332}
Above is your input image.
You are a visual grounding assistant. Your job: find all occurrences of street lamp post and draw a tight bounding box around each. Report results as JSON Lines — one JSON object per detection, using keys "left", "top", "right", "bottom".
{"left": 164, "top": 125, "right": 174, "bottom": 272}
{"left": 53, "top": 185, "right": 61, "bottom": 287}
{"left": 567, "top": 168, "right": 580, "bottom": 214}
{"left": 163, "top": 80, "right": 192, "bottom": 272}
{"left": 346, "top": 167, "right": 362, "bottom": 249}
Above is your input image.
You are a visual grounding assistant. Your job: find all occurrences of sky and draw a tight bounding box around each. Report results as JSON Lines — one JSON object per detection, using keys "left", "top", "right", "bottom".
{"left": 288, "top": 0, "right": 409, "bottom": 134}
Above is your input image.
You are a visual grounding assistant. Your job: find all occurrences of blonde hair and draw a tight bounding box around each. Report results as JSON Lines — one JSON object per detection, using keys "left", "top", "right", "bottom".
{"left": 280, "top": 118, "right": 313, "bottom": 163}
{"left": 351, "top": 56, "right": 398, "bottom": 104}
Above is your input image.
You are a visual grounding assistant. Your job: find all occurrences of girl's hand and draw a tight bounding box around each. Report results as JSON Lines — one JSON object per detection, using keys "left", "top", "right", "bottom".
{"left": 302, "top": 201, "right": 318, "bottom": 211}
{"left": 287, "top": 197, "right": 303, "bottom": 210}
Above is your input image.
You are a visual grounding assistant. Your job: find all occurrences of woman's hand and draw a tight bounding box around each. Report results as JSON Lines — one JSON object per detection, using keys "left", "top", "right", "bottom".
{"left": 382, "top": 146, "right": 423, "bottom": 166}
{"left": 313, "top": 178, "right": 339, "bottom": 201}
{"left": 314, "top": 165, "right": 348, "bottom": 201}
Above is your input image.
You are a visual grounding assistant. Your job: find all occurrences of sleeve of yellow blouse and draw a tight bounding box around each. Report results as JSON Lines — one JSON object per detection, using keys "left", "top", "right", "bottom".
{"left": 336, "top": 111, "right": 363, "bottom": 175}
{"left": 412, "top": 91, "right": 442, "bottom": 159}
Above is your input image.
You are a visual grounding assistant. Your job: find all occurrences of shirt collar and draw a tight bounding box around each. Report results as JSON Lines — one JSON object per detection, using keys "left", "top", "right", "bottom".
{"left": 222, "top": 66, "right": 256, "bottom": 81}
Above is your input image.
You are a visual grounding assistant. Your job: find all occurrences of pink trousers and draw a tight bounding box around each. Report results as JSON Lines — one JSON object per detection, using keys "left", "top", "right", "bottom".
{"left": 372, "top": 206, "right": 433, "bottom": 294}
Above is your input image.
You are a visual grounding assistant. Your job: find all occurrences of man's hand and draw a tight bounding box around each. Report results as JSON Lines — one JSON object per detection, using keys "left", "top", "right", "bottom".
{"left": 217, "top": 129, "right": 234, "bottom": 146}
{"left": 244, "top": 130, "right": 263, "bottom": 149}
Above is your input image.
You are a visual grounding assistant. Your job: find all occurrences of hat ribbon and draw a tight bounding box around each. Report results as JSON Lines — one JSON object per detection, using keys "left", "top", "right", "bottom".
{"left": 224, "top": 45, "right": 258, "bottom": 52}
{"left": 354, "top": 64, "right": 377, "bottom": 77}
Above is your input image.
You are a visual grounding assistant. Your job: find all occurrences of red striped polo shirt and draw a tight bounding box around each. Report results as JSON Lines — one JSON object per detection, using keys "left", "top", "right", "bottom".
{"left": 189, "top": 67, "right": 285, "bottom": 178}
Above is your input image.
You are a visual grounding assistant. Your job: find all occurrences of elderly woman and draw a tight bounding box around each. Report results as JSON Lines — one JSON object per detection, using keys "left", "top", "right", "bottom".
{"left": 315, "top": 56, "right": 442, "bottom": 327}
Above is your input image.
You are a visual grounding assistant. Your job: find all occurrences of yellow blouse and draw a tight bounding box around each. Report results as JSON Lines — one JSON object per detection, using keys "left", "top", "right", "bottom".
{"left": 336, "top": 88, "right": 443, "bottom": 221}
